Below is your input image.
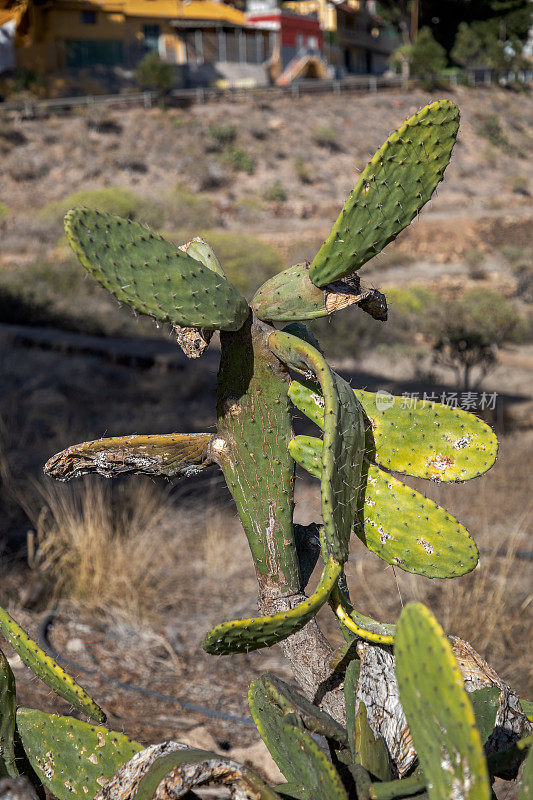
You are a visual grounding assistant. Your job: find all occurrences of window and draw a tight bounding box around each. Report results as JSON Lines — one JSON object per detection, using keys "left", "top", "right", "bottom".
{"left": 65, "top": 39, "right": 124, "bottom": 67}
{"left": 143, "top": 24, "right": 160, "bottom": 51}
{"left": 81, "top": 10, "right": 96, "bottom": 24}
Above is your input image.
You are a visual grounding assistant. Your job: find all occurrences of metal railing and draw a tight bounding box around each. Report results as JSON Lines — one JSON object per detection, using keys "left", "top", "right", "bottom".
{"left": 1, "top": 68, "right": 531, "bottom": 118}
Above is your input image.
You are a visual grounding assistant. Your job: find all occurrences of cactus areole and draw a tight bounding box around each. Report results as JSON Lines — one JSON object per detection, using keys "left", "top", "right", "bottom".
{"left": 44, "top": 99, "right": 506, "bottom": 721}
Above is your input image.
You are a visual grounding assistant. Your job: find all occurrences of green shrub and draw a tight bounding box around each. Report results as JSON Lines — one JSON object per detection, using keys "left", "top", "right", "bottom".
{"left": 164, "top": 184, "right": 218, "bottom": 231}
{"left": 263, "top": 181, "right": 287, "bottom": 203}
{"left": 0, "top": 202, "right": 9, "bottom": 220}
{"left": 392, "top": 27, "right": 446, "bottom": 80}
{"left": 293, "top": 155, "right": 312, "bottom": 185}
{"left": 208, "top": 124, "right": 237, "bottom": 149}
{"left": 135, "top": 52, "right": 174, "bottom": 93}
{"left": 312, "top": 126, "right": 342, "bottom": 152}
{"left": 40, "top": 187, "right": 160, "bottom": 227}
{"left": 221, "top": 145, "right": 254, "bottom": 174}
{"left": 476, "top": 114, "right": 524, "bottom": 157}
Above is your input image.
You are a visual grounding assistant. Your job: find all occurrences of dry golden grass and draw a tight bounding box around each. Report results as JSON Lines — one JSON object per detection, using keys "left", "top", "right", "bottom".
{"left": 27, "top": 479, "right": 179, "bottom": 617}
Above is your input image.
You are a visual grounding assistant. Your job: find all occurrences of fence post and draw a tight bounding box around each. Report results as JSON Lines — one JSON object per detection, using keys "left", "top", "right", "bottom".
{"left": 334, "top": 79, "right": 341, "bottom": 95}
{"left": 291, "top": 82, "right": 299, "bottom": 98}
{"left": 143, "top": 91, "right": 152, "bottom": 109}
{"left": 450, "top": 72, "right": 458, "bottom": 87}
{"left": 369, "top": 75, "right": 377, "bottom": 93}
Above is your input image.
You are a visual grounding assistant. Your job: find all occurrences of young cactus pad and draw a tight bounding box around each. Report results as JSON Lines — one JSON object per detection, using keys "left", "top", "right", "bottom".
{"left": 47, "top": 100, "right": 498, "bottom": 655}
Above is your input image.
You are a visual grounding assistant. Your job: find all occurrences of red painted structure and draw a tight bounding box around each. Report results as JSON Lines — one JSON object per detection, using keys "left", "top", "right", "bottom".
{"left": 247, "top": 9, "right": 322, "bottom": 53}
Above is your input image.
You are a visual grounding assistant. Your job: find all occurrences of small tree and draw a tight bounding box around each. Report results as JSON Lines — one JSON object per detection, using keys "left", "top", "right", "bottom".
{"left": 134, "top": 52, "right": 174, "bottom": 94}
{"left": 430, "top": 289, "right": 521, "bottom": 390}
{"left": 451, "top": 21, "right": 485, "bottom": 67}
{"left": 409, "top": 27, "right": 447, "bottom": 75}
{"left": 390, "top": 27, "right": 446, "bottom": 84}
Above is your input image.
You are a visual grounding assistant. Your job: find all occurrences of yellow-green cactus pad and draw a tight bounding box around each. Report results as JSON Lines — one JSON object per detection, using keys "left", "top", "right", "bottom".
{"left": 309, "top": 100, "right": 460, "bottom": 287}
{"left": 0, "top": 647, "right": 17, "bottom": 777}
{"left": 16, "top": 708, "right": 142, "bottom": 800}
{"left": 288, "top": 436, "right": 478, "bottom": 578}
{"left": 202, "top": 557, "right": 341, "bottom": 655}
{"left": 395, "top": 603, "right": 490, "bottom": 800}
{"left": 0, "top": 606, "right": 105, "bottom": 723}
{"left": 288, "top": 381, "right": 498, "bottom": 482}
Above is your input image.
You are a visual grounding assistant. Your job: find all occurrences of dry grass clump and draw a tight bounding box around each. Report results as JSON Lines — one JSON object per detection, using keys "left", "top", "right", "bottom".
{"left": 24, "top": 471, "right": 253, "bottom": 624}
{"left": 28, "top": 479, "right": 178, "bottom": 617}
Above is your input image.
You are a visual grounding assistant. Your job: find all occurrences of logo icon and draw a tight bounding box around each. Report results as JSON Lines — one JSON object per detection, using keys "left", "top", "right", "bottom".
{"left": 375, "top": 390, "right": 395, "bottom": 412}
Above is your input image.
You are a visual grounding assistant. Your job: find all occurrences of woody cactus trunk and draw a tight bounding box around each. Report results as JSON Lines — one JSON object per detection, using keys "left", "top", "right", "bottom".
{"left": 38, "top": 100, "right": 528, "bottom": 778}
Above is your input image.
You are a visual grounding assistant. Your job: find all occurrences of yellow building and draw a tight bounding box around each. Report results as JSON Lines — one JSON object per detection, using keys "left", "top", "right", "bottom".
{"left": 0, "top": 0, "right": 251, "bottom": 76}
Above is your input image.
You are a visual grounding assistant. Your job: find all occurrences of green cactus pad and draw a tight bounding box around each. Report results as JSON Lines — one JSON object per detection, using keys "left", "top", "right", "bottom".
{"left": 16, "top": 708, "right": 142, "bottom": 800}
{"left": 352, "top": 701, "right": 391, "bottom": 782}
{"left": 182, "top": 236, "right": 225, "bottom": 277}
{"left": 344, "top": 658, "right": 361, "bottom": 761}
{"left": 45, "top": 432, "right": 214, "bottom": 481}
{"left": 288, "top": 435, "right": 323, "bottom": 478}
{"left": 469, "top": 687, "right": 501, "bottom": 746}
{"left": 269, "top": 330, "right": 364, "bottom": 563}
{"left": 309, "top": 100, "right": 460, "bottom": 287}
{"left": 252, "top": 263, "right": 331, "bottom": 321}
{"left": 274, "top": 783, "right": 311, "bottom": 799}
{"left": 288, "top": 436, "right": 478, "bottom": 578}
{"left": 202, "top": 557, "right": 341, "bottom": 655}
{"left": 519, "top": 739, "right": 533, "bottom": 799}
{"left": 0, "top": 647, "right": 17, "bottom": 778}
{"left": 257, "top": 673, "right": 348, "bottom": 747}
{"left": 0, "top": 606, "right": 105, "bottom": 723}
{"left": 395, "top": 602, "right": 490, "bottom": 800}
{"left": 288, "top": 381, "right": 498, "bottom": 482}
{"left": 249, "top": 679, "right": 349, "bottom": 800}
{"left": 132, "top": 748, "right": 279, "bottom": 800}
{"left": 520, "top": 699, "right": 533, "bottom": 722}
{"left": 252, "top": 263, "right": 385, "bottom": 323}
{"left": 65, "top": 208, "right": 249, "bottom": 331}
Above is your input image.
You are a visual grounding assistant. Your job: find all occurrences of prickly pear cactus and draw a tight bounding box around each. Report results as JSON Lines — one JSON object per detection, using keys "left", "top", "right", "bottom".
{"left": 46, "top": 99, "right": 499, "bottom": 652}
{"left": 16, "top": 709, "right": 142, "bottom": 800}
{"left": 32, "top": 99, "right": 532, "bottom": 800}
